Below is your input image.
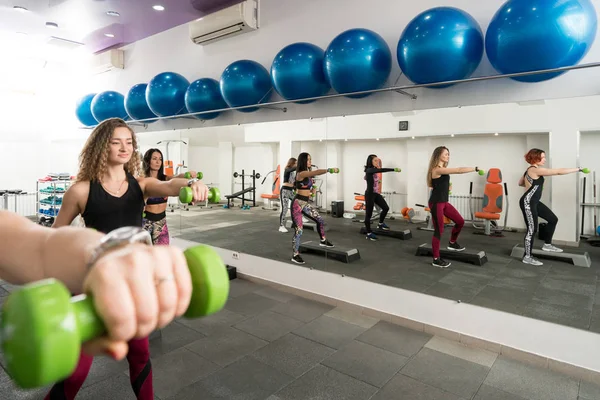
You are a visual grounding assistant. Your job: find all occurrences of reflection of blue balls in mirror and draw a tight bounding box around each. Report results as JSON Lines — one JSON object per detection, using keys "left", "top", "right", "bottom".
{"left": 220, "top": 60, "right": 272, "bottom": 113}
{"left": 75, "top": 93, "right": 97, "bottom": 126}
{"left": 146, "top": 72, "right": 190, "bottom": 116}
{"left": 397, "top": 7, "right": 484, "bottom": 87}
{"left": 486, "top": 0, "right": 598, "bottom": 82}
{"left": 597, "top": 225, "right": 600, "bottom": 235}
{"left": 91, "top": 91, "right": 128, "bottom": 123}
{"left": 125, "top": 84, "right": 157, "bottom": 122}
{"left": 271, "top": 42, "right": 330, "bottom": 103}
{"left": 185, "top": 78, "right": 228, "bottom": 120}
{"left": 324, "top": 28, "right": 392, "bottom": 98}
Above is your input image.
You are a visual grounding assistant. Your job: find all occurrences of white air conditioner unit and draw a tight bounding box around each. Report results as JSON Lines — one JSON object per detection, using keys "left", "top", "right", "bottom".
{"left": 189, "top": 0, "right": 259, "bottom": 45}
{"left": 89, "top": 49, "right": 124, "bottom": 75}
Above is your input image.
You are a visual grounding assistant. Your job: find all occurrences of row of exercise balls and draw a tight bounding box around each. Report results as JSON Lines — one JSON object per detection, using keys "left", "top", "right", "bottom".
{"left": 77, "top": 0, "right": 597, "bottom": 125}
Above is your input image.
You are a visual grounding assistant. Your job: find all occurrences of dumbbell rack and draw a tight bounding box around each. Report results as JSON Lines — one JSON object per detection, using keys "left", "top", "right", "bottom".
{"left": 36, "top": 179, "right": 75, "bottom": 223}
{"left": 580, "top": 172, "right": 600, "bottom": 244}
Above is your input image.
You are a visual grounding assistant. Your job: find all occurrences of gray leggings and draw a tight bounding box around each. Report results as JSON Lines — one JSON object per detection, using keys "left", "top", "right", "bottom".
{"left": 280, "top": 187, "right": 295, "bottom": 226}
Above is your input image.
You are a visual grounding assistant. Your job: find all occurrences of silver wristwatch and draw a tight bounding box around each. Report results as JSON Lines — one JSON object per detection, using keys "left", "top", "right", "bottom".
{"left": 187, "top": 178, "right": 198, "bottom": 187}
{"left": 87, "top": 227, "right": 152, "bottom": 269}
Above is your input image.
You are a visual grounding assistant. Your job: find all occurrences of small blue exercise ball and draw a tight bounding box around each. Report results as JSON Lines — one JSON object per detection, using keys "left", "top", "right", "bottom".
{"left": 220, "top": 60, "right": 272, "bottom": 112}
{"left": 271, "top": 42, "right": 330, "bottom": 103}
{"left": 597, "top": 225, "right": 600, "bottom": 236}
{"left": 146, "top": 72, "right": 190, "bottom": 117}
{"left": 125, "top": 84, "right": 157, "bottom": 122}
{"left": 75, "top": 93, "right": 97, "bottom": 126}
{"left": 185, "top": 78, "right": 228, "bottom": 120}
{"left": 324, "top": 28, "right": 392, "bottom": 98}
{"left": 486, "top": 0, "right": 598, "bottom": 82}
{"left": 91, "top": 91, "right": 128, "bottom": 123}
{"left": 397, "top": 7, "right": 484, "bottom": 87}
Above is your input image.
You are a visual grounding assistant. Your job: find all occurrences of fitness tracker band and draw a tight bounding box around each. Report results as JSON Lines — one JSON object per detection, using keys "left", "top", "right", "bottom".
{"left": 86, "top": 227, "right": 152, "bottom": 270}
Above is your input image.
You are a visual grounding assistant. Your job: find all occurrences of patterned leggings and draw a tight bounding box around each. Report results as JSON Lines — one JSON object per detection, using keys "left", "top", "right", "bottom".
{"left": 291, "top": 196, "right": 325, "bottom": 254}
{"left": 143, "top": 211, "right": 170, "bottom": 245}
{"left": 280, "top": 187, "right": 295, "bottom": 226}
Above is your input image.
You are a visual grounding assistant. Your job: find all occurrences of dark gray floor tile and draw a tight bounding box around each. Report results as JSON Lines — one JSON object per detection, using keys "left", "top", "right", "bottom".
{"left": 484, "top": 356, "right": 578, "bottom": 400}
{"left": 370, "top": 373, "right": 465, "bottom": 400}
{"left": 401, "top": 348, "right": 489, "bottom": 399}
{"left": 540, "top": 277, "right": 596, "bottom": 297}
{"left": 580, "top": 379, "right": 600, "bottom": 400}
{"left": 0, "top": 366, "right": 51, "bottom": 400}
{"left": 234, "top": 311, "right": 304, "bottom": 342}
{"left": 185, "top": 326, "right": 267, "bottom": 367}
{"left": 473, "top": 384, "right": 528, "bottom": 400}
{"left": 77, "top": 373, "right": 136, "bottom": 399}
{"left": 590, "top": 308, "right": 600, "bottom": 333}
{"left": 474, "top": 284, "right": 535, "bottom": 306}
{"left": 438, "top": 271, "right": 494, "bottom": 288}
{"left": 254, "top": 287, "right": 300, "bottom": 303}
{"left": 274, "top": 364, "right": 377, "bottom": 400}
{"left": 149, "top": 321, "right": 205, "bottom": 357}
{"left": 151, "top": 347, "right": 220, "bottom": 399}
{"left": 251, "top": 333, "right": 335, "bottom": 378}
{"left": 177, "top": 308, "right": 247, "bottom": 336}
{"left": 228, "top": 279, "right": 262, "bottom": 298}
{"left": 322, "top": 340, "right": 408, "bottom": 388}
{"left": 225, "top": 292, "right": 281, "bottom": 317}
{"left": 82, "top": 355, "right": 128, "bottom": 388}
{"left": 468, "top": 295, "right": 524, "bottom": 315}
{"left": 292, "top": 315, "right": 368, "bottom": 349}
{"left": 532, "top": 287, "right": 595, "bottom": 310}
{"left": 168, "top": 356, "right": 293, "bottom": 400}
{"left": 270, "top": 297, "right": 334, "bottom": 322}
{"left": 520, "top": 300, "right": 591, "bottom": 330}
{"left": 424, "top": 282, "right": 484, "bottom": 302}
{"left": 356, "top": 321, "right": 432, "bottom": 357}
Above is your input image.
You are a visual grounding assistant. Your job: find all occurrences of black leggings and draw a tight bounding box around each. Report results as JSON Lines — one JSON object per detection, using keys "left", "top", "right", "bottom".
{"left": 364, "top": 192, "right": 389, "bottom": 233}
{"left": 519, "top": 198, "right": 558, "bottom": 258}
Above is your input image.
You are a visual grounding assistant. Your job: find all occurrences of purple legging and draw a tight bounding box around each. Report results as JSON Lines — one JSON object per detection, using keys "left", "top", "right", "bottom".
{"left": 291, "top": 197, "right": 325, "bottom": 254}
{"left": 429, "top": 202, "right": 464, "bottom": 259}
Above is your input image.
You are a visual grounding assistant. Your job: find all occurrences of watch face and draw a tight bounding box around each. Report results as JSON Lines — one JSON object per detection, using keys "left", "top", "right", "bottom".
{"left": 103, "top": 227, "right": 152, "bottom": 246}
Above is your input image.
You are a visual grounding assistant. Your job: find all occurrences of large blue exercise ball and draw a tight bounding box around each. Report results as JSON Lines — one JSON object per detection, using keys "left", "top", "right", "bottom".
{"left": 75, "top": 93, "right": 97, "bottom": 126}
{"left": 146, "top": 72, "right": 190, "bottom": 117}
{"left": 271, "top": 42, "right": 330, "bottom": 103}
{"left": 486, "top": 0, "right": 598, "bottom": 82}
{"left": 397, "top": 7, "right": 484, "bottom": 87}
{"left": 220, "top": 60, "right": 272, "bottom": 112}
{"left": 185, "top": 78, "right": 228, "bottom": 120}
{"left": 91, "top": 91, "right": 128, "bottom": 123}
{"left": 324, "top": 28, "right": 392, "bottom": 98}
{"left": 125, "top": 84, "right": 157, "bottom": 122}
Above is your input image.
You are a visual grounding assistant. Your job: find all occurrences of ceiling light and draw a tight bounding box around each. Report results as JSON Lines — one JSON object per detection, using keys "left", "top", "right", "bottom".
{"left": 152, "top": 5, "right": 165, "bottom": 11}
{"left": 13, "top": 5, "right": 28, "bottom": 12}
{"left": 451, "top": 134, "right": 455, "bottom": 137}
{"left": 106, "top": 10, "right": 120, "bottom": 17}
{"left": 494, "top": 133, "right": 499, "bottom": 136}
{"left": 46, "top": 22, "right": 59, "bottom": 29}
{"left": 411, "top": 136, "right": 415, "bottom": 139}
{"left": 104, "top": 33, "right": 115, "bottom": 38}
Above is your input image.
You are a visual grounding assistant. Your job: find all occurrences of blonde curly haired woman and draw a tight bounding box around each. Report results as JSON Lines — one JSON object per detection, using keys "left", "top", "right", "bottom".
{"left": 47, "top": 118, "right": 208, "bottom": 400}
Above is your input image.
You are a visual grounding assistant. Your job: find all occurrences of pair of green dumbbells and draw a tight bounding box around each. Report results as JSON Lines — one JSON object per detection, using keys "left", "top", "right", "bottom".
{"left": 0, "top": 245, "right": 230, "bottom": 389}
{"left": 179, "top": 172, "right": 221, "bottom": 204}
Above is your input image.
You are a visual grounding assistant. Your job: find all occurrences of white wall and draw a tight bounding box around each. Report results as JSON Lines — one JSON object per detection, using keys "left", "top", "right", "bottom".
{"left": 233, "top": 144, "right": 275, "bottom": 197}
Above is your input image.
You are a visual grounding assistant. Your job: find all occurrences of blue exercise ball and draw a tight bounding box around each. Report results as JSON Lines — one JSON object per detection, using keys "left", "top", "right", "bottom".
{"left": 91, "top": 91, "right": 128, "bottom": 123}
{"left": 220, "top": 60, "right": 272, "bottom": 112}
{"left": 125, "top": 84, "right": 157, "bottom": 122}
{"left": 324, "top": 28, "right": 392, "bottom": 98}
{"left": 75, "top": 93, "right": 97, "bottom": 126}
{"left": 397, "top": 7, "right": 484, "bottom": 87}
{"left": 486, "top": 0, "right": 598, "bottom": 82}
{"left": 271, "top": 42, "right": 330, "bottom": 103}
{"left": 597, "top": 225, "right": 600, "bottom": 236}
{"left": 185, "top": 78, "right": 228, "bottom": 120}
{"left": 146, "top": 72, "right": 190, "bottom": 117}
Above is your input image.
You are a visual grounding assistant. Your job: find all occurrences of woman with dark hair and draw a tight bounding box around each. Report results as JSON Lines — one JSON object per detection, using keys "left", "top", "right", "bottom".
{"left": 142, "top": 148, "right": 196, "bottom": 245}
{"left": 363, "top": 154, "right": 400, "bottom": 241}
{"left": 279, "top": 157, "right": 297, "bottom": 233}
{"left": 518, "top": 148, "right": 588, "bottom": 266}
{"left": 291, "top": 152, "right": 339, "bottom": 264}
{"left": 427, "top": 146, "right": 483, "bottom": 268}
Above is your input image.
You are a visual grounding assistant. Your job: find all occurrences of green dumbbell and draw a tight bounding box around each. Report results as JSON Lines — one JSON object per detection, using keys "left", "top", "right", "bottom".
{"left": 327, "top": 168, "right": 340, "bottom": 174}
{"left": 394, "top": 168, "right": 401, "bottom": 172}
{"left": 1, "top": 245, "right": 229, "bottom": 389}
{"left": 184, "top": 172, "right": 203, "bottom": 180}
{"left": 580, "top": 168, "right": 590, "bottom": 174}
{"left": 478, "top": 169, "right": 486, "bottom": 176}
{"left": 208, "top": 187, "right": 220, "bottom": 203}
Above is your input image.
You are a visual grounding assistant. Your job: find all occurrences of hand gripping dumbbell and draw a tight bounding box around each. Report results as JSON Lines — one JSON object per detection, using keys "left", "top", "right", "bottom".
{"left": 1, "top": 245, "right": 230, "bottom": 389}
{"left": 580, "top": 168, "right": 590, "bottom": 174}
{"left": 327, "top": 168, "right": 340, "bottom": 174}
{"left": 180, "top": 172, "right": 204, "bottom": 204}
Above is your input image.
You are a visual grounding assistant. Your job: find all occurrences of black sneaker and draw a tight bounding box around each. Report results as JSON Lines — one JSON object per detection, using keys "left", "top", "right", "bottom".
{"left": 432, "top": 258, "right": 451, "bottom": 268}
{"left": 320, "top": 239, "right": 334, "bottom": 248}
{"left": 447, "top": 242, "right": 465, "bottom": 252}
{"left": 292, "top": 254, "right": 305, "bottom": 264}
{"left": 366, "top": 233, "right": 378, "bottom": 241}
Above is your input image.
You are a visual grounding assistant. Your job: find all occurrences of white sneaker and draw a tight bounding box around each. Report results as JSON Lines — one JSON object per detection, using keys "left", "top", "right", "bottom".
{"left": 522, "top": 256, "right": 544, "bottom": 266}
{"left": 542, "top": 244, "right": 563, "bottom": 253}
{"left": 278, "top": 226, "right": 288, "bottom": 233}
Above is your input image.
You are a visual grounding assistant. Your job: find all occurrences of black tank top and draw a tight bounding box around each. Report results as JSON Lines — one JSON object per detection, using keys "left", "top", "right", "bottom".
{"left": 522, "top": 166, "right": 544, "bottom": 202}
{"left": 81, "top": 173, "right": 145, "bottom": 234}
{"left": 429, "top": 173, "right": 450, "bottom": 203}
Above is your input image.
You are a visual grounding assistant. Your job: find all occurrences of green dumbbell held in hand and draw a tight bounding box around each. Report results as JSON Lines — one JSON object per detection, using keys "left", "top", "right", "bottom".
{"left": 1, "top": 245, "right": 229, "bottom": 389}
{"left": 184, "top": 172, "right": 203, "bottom": 180}
{"left": 478, "top": 169, "right": 486, "bottom": 176}
{"left": 327, "top": 168, "right": 340, "bottom": 174}
{"left": 394, "top": 168, "right": 401, "bottom": 172}
{"left": 580, "top": 168, "right": 590, "bottom": 174}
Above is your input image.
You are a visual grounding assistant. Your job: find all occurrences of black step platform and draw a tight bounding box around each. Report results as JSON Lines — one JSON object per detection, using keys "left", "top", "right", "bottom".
{"left": 510, "top": 244, "right": 591, "bottom": 268}
{"left": 299, "top": 241, "right": 361, "bottom": 263}
{"left": 415, "top": 243, "right": 488, "bottom": 266}
{"left": 359, "top": 227, "right": 412, "bottom": 240}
